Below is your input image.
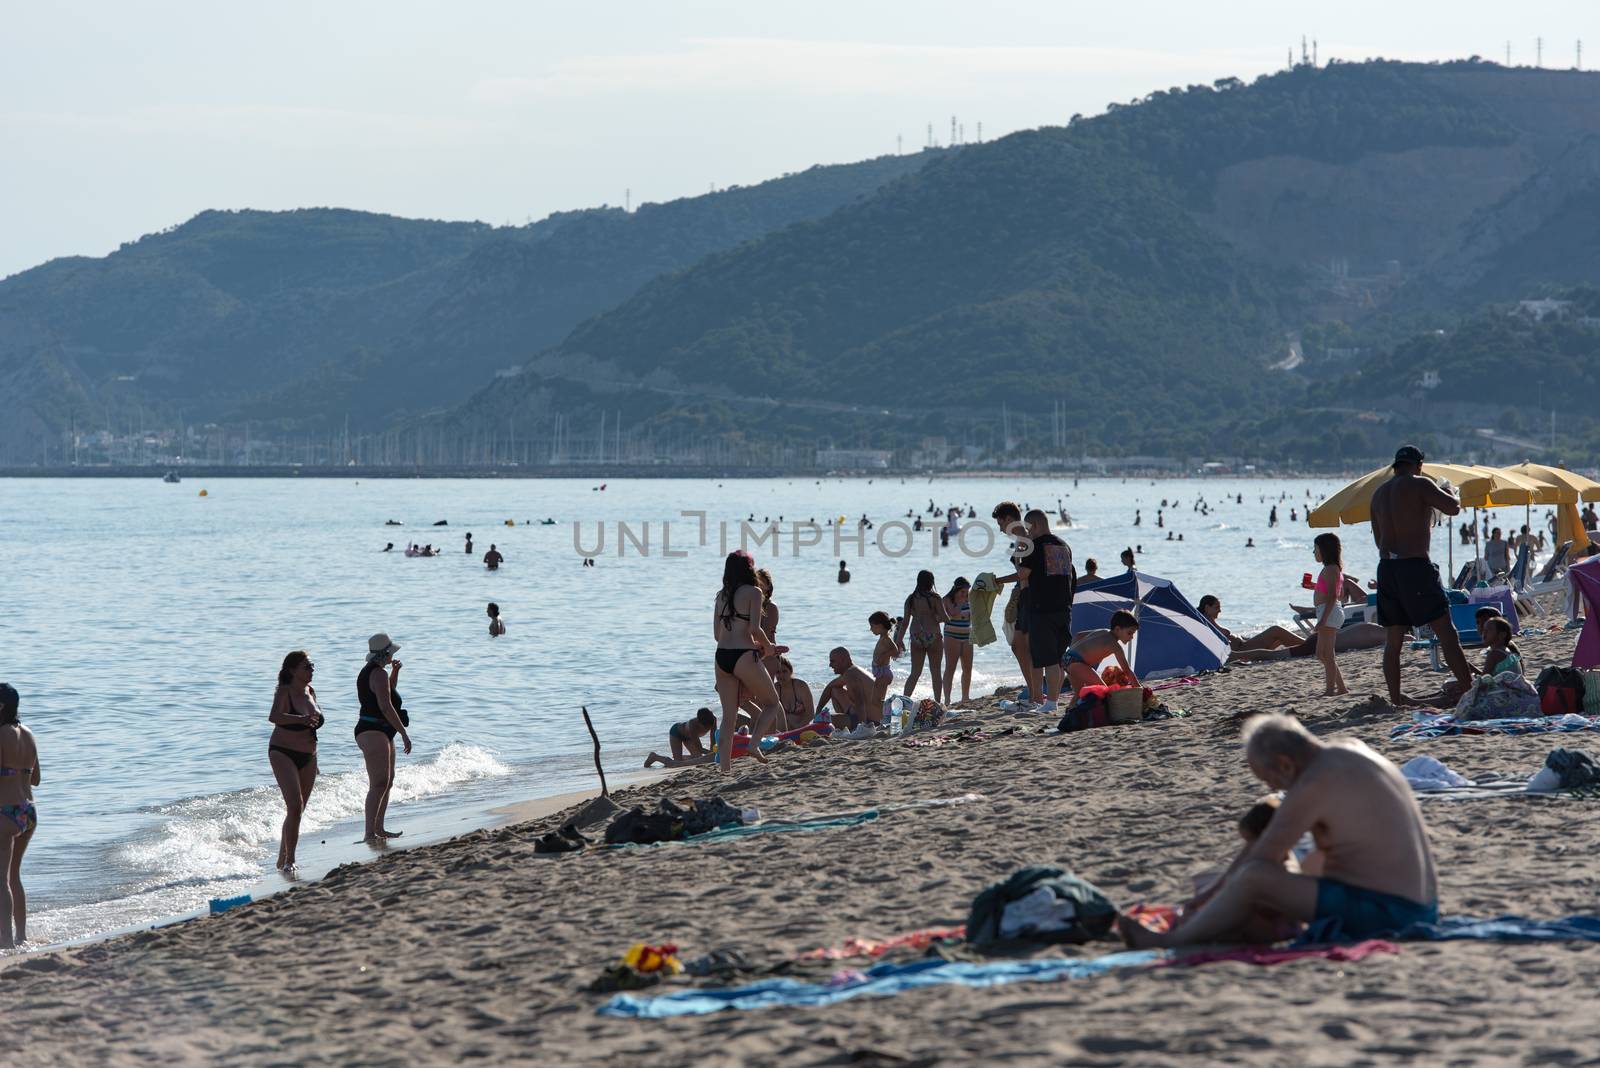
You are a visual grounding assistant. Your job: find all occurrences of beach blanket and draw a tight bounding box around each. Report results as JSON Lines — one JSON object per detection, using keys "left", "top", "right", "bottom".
{"left": 595, "top": 950, "right": 1162, "bottom": 1018}
{"left": 1160, "top": 940, "right": 1398, "bottom": 968}
{"left": 1390, "top": 713, "right": 1600, "bottom": 741}
{"left": 1391, "top": 915, "right": 1600, "bottom": 942}
{"left": 796, "top": 926, "right": 966, "bottom": 961}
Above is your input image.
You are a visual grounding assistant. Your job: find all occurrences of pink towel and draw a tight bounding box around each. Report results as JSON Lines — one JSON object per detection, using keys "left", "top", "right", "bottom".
{"left": 1159, "top": 939, "right": 1399, "bottom": 968}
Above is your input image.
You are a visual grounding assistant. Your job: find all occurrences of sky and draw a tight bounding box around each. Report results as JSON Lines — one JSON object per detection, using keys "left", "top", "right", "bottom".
{"left": 4, "top": 0, "right": 1596, "bottom": 278}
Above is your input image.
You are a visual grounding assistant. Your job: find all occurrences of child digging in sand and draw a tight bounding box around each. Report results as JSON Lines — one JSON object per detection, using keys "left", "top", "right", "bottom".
{"left": 1062, "top": 611, "right": 1139, "bottom": 696}
{"left": 643, "top": 707, "right": 718, "bottom": 768}
{"left": 1176, "top": 795, "right": 1319, "bottom": 943}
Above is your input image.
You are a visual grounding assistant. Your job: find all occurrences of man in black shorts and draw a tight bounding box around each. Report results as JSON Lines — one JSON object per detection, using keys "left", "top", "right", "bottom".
{"left": 992, "top": 501, "right": 1036, "bottom": 702}
{"left": 1017, "top": 508, "right": 1074, "bottom": 713}
{"left": 1370, "top": 445, "right": 1473, "bottom": 704}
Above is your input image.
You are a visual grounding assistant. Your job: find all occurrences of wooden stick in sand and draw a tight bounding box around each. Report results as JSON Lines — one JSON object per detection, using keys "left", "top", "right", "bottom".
{"left": 581, "top": 705, "right": 609, "bottom": 798}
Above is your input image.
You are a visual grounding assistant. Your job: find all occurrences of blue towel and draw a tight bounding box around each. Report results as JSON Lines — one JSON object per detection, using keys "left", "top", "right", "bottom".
{"left": 1395, "top": 915, "right": 1600, "bottom": 942}
{"left": 1300, "top": 913, "right": 1600, "bottom": 945}
{"left": 595, "top": 950, "right": 1160, "bottom": 1018}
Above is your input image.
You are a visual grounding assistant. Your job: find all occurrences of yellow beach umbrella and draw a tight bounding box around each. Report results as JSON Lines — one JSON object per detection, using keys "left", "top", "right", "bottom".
{"left": 1504, "top": 462, "right": 1600, "bottom": 504}
{"left": 1454, "top": 465, "right": 1547, "bottom": 508}
{"left": 1307, "top": 463, "right": 1526, "bottom": 528}
{"left": 1557, "top": 502, "right": 1594, "bottom": 555}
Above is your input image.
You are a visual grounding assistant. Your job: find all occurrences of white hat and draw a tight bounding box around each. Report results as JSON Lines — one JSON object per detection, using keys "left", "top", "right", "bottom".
{"left": 367, "top": 633, "right": 400, "bottom": 662}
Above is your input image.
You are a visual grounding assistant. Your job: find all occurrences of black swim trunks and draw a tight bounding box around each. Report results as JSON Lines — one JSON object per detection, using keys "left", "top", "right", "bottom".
{"left": 1375, "top": 558, "right": 1450, "bottom": 628}
{"left": 1028, "top": 610, "right": 1072, "bottom": 670}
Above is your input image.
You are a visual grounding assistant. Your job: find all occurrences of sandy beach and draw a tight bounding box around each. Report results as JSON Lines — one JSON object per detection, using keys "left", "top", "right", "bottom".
{"left": 6, "top": 628, "right": 1599, "bottom": 1067}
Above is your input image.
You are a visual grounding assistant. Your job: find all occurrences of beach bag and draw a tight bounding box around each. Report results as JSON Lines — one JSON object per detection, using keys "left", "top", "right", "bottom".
{"left": 1105, "top": 687, "right": 1144, "bottom": 725}
{"left": 1537, "top": 666, "right": 1586, "bottom": 716}
{"left": 1057, "top": 688, "right": 1110, "bottom": 733}
{"left": 966, "top": 866, "right": 1115, "bottom": 948}
{"left": 604, "top": 802, "right": 685, "bottom": 846}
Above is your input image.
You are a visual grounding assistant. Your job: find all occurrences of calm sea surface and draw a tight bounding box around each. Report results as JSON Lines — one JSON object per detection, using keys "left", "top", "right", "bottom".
{"left": 1, "top": 473, "right": 1493, "bottom": 948}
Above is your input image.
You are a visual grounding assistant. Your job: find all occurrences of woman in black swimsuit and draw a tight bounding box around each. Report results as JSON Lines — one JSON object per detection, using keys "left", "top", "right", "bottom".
{"left": 355, "top": 633, "right": 413, "bottom": 843}
{"left": 712, "top": 551, "right": 783, "bottom": 773}
{"left": 267, "top": 651, "right": 325, "bottom": 870}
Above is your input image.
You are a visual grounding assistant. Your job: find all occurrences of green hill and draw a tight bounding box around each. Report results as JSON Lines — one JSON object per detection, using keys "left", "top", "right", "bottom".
{"left": 439, "top": 60, "right": 1600, "bottom": 463}
{"left": 0, "top": 152, "right": 939, "bottom": 462}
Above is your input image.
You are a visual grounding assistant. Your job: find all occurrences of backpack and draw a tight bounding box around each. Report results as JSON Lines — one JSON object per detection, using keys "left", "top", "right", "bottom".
{"left": 966, "top": 866, "right": 1116, "bottom": 948}
{"left": 1057, "top": 687, "right": 1111, "bottom": 733}
{"left": 1536, "top": 666, "right": 1586, "bottom": 716}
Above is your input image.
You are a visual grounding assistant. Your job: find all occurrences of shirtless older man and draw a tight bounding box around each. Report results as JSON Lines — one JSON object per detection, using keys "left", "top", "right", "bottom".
{"left": 817, "top": 648, "right": 879, "bottom": 731}
{"left": 1120, "top": 713, "right": 1438, "bottom": 947}
{"left": 1371, "top": 445, "right": 1472, "bottom": 703}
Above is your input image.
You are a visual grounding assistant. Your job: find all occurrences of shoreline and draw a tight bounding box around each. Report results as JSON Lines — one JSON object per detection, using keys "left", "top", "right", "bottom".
{"left": 0, "top": 466, "right": 1371, "bottom": 481}
{"left": 13, "top": 769, "right": 674, "bottom": 962}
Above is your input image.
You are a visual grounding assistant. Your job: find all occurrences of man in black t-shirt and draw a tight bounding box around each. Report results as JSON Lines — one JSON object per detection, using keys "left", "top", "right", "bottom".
{"left": 1017, "top": 508, "right": 1074, "bottom": 712}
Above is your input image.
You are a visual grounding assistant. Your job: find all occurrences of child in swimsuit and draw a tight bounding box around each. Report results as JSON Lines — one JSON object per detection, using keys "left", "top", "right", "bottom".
{"left": 894, "top": 570, "right": 949, "bottom": 702}
{"left": 868, "top": 611, "right": 901, "bottom": 717}
{"left": 941, "top": 578, "right": 973, "bottom": 705}
{"left": 1312, "top": 533, "right": 1349, "bottom": 697}
{"left": 644, "top": 707, "right": 719, "bottom": 768}
{"left": 1062, "top": 611, "right": 1140, "bottom": 696}
{"left": 1480, "top": 617, "right": 1522, "bottom": 677}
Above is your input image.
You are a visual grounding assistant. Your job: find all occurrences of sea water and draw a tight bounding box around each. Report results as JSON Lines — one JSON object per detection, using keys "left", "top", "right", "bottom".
{"left": 0, "top": 474, "right": 1500, "bottom": 947}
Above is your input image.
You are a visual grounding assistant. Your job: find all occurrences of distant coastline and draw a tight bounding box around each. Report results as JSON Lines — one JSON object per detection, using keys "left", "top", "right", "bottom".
{"left": 0, "top": 464, "right": 1354, "bottom": 481}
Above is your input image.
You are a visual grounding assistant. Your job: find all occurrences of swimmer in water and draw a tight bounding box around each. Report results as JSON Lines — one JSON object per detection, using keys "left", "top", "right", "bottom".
{"left": 487, "top": 602, "right": 506, "bottom": 636}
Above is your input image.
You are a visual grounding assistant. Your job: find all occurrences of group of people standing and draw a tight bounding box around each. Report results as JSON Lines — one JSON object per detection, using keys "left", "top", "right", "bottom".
{"left": 266, "top": 634, "right": 413, "bottom": 869}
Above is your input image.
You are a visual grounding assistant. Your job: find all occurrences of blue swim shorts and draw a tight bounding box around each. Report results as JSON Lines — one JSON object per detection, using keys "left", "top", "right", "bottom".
{"left": 1313, "top": 878, "right": 1438, "bottom": 940}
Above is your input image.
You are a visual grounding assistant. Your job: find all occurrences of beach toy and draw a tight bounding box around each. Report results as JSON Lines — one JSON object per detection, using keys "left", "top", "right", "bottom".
{"left": 505, "top": 519, "right": 515, "bottom": 526}
{"left": 209, "top": 893, "right": 250, "bottom": 914}
{"left": 199, "top": 489, "right": 208, "bottom": 497}
{"left": 623, "top": 943, "right": 682, "bottom": 975}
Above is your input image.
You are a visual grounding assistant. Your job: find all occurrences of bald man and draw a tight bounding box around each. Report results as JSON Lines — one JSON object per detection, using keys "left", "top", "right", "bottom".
{"left": 817, "top": 647, "right": 879, "bottom": 731}
{"left": 1120, "top": 713, "right": 1437, "bottom": 947}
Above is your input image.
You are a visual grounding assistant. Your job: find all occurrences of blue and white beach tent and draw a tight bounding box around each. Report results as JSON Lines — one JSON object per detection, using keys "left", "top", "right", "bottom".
{"left": 1071, "top": 570, "right": 1230, "bottom": 680}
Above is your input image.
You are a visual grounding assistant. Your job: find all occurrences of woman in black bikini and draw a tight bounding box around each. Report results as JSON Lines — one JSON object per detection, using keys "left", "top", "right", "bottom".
{"left": 355, "top": 633, "right": 413, "bottom": 843}
{"left": 268, "top": 651, "right": 325, "bottom": 870}
{"left": 713, "top": 551, "right": 782, "bottom": 773}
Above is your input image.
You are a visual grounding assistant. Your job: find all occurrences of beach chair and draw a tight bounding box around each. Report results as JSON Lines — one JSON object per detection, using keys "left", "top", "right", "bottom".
{"left": 1413, "top": 602, "right": 1488, "bottom": 673}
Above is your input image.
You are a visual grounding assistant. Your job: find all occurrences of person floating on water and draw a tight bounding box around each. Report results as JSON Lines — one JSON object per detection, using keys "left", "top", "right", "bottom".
{"left": 383, "top": 542, "right": 394, "bottom": 552}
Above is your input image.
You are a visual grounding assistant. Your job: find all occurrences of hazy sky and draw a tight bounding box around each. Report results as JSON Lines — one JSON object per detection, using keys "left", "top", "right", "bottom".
{"left": 5, "top": 1, "right": 1595, "bottom": 277}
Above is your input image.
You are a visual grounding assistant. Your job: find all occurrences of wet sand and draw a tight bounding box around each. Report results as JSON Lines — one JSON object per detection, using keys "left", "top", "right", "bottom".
{"left": 5, "top": 628, "right": 1597, "bottom": 1066}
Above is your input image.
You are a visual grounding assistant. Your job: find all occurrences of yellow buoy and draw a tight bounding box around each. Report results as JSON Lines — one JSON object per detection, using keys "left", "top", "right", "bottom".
{"left": 504, "top": 519, "right": 515, "bottom": 526}
{"left": 199, "top": 489, "right": 208, "bottom": 497}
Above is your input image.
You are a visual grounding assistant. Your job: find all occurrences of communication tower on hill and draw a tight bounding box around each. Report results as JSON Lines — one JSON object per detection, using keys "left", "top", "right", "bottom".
{"left": 951, "top": 115, "right": 957, "bottom": 146}
{"left": 1579, "top": 40, "right": 1584, "bottom": 70}
{"left": 1537, "top": 36, "right": 1543, "bottom": 67}
{"left": 897, "top": 133, "right": 902, "bottom": 155}
{"left": 977, "top": 121, "right": 982, "bottom": 143}
{"left": 625, "top": 188, "right": 630, "bottom": 212}
{"left": 1313, "top": 39, "right": 1318, "bottom": 66}
{"left": 927, "top": 122, "right": 934, "bottom": 148}
{"left": 1506, "top": 40, "right": 1512, "bottom": 66}
{"left": 1301, "top": 35, "right": 1308, "bottom": 65}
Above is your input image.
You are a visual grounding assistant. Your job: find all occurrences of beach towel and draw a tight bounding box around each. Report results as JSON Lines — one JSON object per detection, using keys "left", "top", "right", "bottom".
{"left": 1159, "top": 940, "right": 1399, "bottom": 969}
{"left": 970, "top": 572, "right": 1000, "bottom": 647}
{"left": 594, "top": 950, "right": 1162, "bottom": 1018}
{"left": 1391, "top": 915, "right": 1600, "bottom": 942}
{"left": 1455, "top": 673, "right": 1541, "bottom": 721}
{"left": 796, "top": 925, "right": 966, "bottom": 961}
{"left": 1585, "top": 671, "right": 1600, "bottom": 715}
{"left": 1390, "top": 713, "right": 1600, "bottom": 741}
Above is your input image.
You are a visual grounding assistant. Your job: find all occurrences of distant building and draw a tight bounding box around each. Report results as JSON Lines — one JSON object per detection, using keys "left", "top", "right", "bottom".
{"left": 1419, "top": 370, "right": 1441, "bottom": 390}
{"left": 1517, "top": 298, "right": 1571, "bottom": 322}
{"left": 816, "top": 448, "right": 892, "bottom": 470}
